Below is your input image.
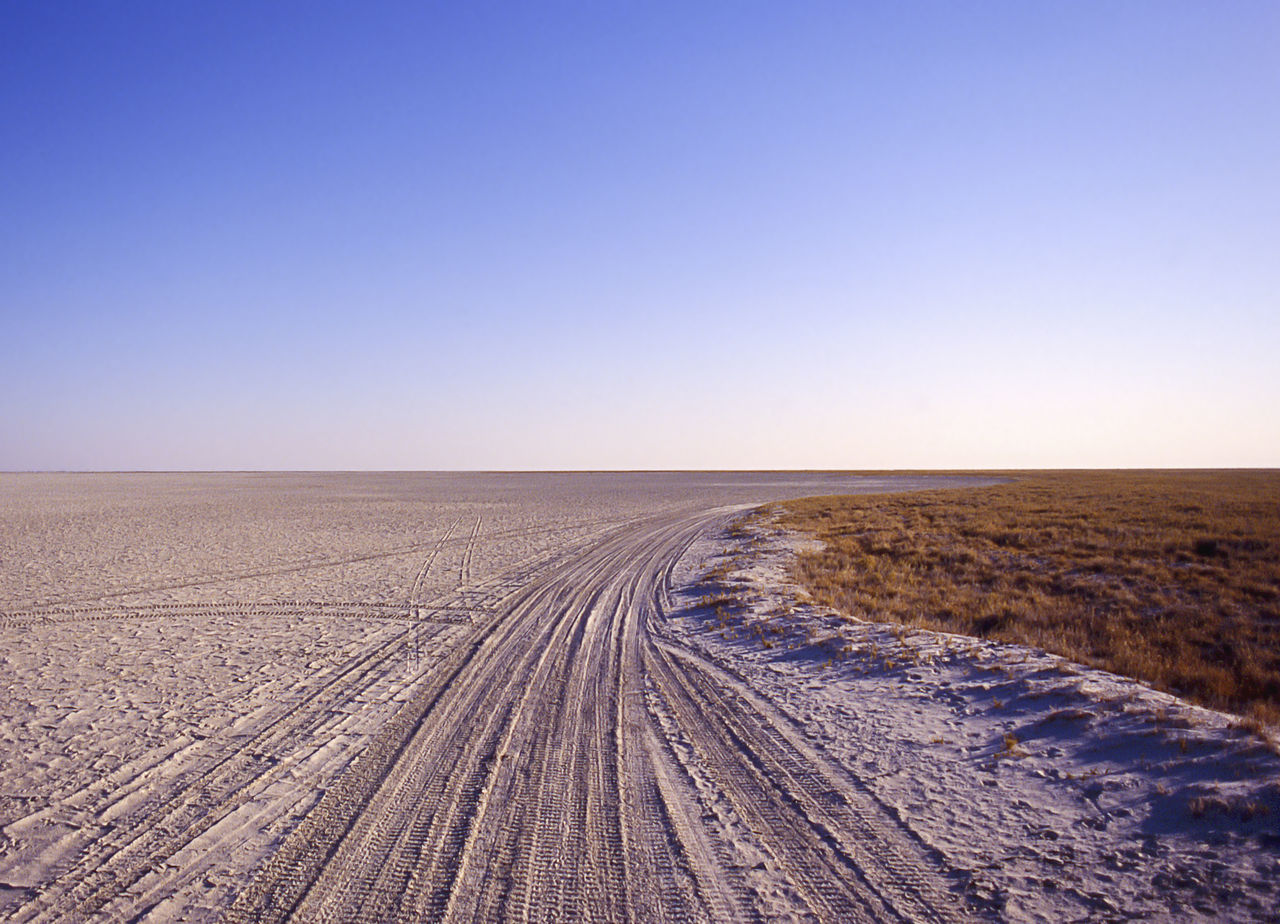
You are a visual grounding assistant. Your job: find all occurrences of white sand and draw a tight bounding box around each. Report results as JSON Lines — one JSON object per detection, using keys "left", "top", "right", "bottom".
{"left": 8, "top": 472, "right": 1265, "bottom": 922}
{"left": 668, "top": 514, "right": 1280, "bottom": 922}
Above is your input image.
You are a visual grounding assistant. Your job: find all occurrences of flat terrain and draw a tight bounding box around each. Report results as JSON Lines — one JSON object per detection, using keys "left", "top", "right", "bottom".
{"left": 0, "top": 472, "right": 985, "bottom": 923}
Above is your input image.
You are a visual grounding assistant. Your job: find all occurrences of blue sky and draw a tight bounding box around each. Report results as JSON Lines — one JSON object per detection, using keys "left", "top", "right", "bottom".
{"left": 3, "top": 2, "right": 1277, "bottom": 470}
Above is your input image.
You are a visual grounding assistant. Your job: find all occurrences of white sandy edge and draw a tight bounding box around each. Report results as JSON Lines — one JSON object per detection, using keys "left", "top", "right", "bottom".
{"left": 665, "top": 512, "right": 1280, "bottom": 923}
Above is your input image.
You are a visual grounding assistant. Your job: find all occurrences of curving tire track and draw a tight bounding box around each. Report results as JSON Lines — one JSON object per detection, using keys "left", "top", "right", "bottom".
{"left": 2, "top": 617, "right": 452, "bottom": 924}
{"left": 0, "top": 532, "right": 616, "bottom": 924}
{"left": 3, "top": 514, "right": 643, "bottom": 613}
{"left": 409, "top": 514, "right": 464, "bottom": 617}
{"left": 460, "top": 515, "right": 482, "bottom": 586}
{"left": 226, "top": 510, "right": 976, "bottom": 923}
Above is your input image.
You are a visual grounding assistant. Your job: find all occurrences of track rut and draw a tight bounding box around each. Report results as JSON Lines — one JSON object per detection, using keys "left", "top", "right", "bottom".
{"left": 224, "top": 509, "right": 975, "bottom": 923}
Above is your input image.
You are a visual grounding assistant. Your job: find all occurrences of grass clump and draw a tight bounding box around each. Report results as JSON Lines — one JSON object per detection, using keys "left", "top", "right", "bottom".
{"left": 772, "top": 471, "right": 1280, "bottom": 723}
{"left": 998, "top": 731, "right": 1025, "bottom": 758}
{"left": 1187, "top": 793, "right": 1270, "bottom": 822}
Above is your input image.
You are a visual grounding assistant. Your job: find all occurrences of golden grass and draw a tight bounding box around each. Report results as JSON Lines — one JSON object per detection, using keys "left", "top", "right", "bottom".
{"left": 772, "top": 471, "right": 1280, "bottom": 722}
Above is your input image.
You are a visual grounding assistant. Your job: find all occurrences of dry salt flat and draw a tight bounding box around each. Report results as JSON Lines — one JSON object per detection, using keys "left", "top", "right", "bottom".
{"left": 668, "top": 516, "right": 1280, "bottom": 922}
{"left": 1, "top": 471, "right": 977, "bottom": 923}
{"left": 2, "top": 471, "right": 1274, "bottom": 923}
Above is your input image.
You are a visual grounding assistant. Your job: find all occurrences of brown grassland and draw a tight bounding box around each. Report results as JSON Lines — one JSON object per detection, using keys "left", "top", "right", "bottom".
{"left": 772, "top": 471, "right": 1280, "bottom": 723}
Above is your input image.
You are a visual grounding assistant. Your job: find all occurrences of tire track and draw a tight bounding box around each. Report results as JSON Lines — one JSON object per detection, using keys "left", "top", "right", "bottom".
{"left": 460, "top": 515, "right": 482, "bottom": 586}
{"left": 227, "top": 515, "right": 685, "bottom": 923}
{"left": 15, "top": 506, "right": 974, "bottom": 922}
{"left": 645, "top": 644, "right": 907, "bottom": 921}
{"left": 0, "top": 513, "right": 643, "bottom": 629}
{"left": 2, "top": 514, "right": 644, "bottom": 612}
{"left": 1, "top": 533, "right": 618, "bottom": 924}
{"left": 228, "top": 509, "right": 972, "bottom": 922}
{"left": 408, "top": 514, "right": 464, "bottom": 616}
{"left": 4, "top": 618, "right": 444, "bottom": 924}
{"left": 0, "top": 601, "right": 474, "bottom": 630}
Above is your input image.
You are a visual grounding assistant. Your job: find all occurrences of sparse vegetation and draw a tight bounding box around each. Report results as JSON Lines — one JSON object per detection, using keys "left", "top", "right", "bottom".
{"left": 772, "top": 471, "right": 1280, "bottom": 723}
{"left": 998, "top": 731, "right": 1024, "bottom": 757}
{"left": 1188, "top": 793, "right": 1270, "bottom": 822}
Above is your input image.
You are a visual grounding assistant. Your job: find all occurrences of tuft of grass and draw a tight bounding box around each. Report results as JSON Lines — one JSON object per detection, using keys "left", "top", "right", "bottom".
{"left": 772, "top": 471, "right": 1280, "bottom": 723}
{"left": 998, "top": 731, "right": 1025, "bottom": 757}
{"left": 1045, "top": 707, "right": 1092, "bottom": 722}
{"left": 697, "top": 593, "right": 741, "bottom": 611}
{"left": 1188, "top": 793, "right": 1270, "bottom": 822}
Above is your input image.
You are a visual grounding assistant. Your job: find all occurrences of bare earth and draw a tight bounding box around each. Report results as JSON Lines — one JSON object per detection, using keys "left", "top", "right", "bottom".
{"left": 2, "top": 473, "right": 1275, "bottom": 923}
{"left": 1, "top": 472, "right": 983, "bottom": 923}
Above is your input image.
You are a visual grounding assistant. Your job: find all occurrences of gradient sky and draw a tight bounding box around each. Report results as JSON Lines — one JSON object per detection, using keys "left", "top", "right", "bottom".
{"left": 3, "top": 2, "right": 1277, "bottom": 470}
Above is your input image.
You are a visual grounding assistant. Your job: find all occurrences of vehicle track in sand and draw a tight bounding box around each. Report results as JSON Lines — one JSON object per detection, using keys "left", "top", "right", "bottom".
{"left": 225, "top": 508, "right": 976, "bottom": 923}
{"left": 460, "top": 515, "right": 481, "bottom": 586}
{"left": 0, "top": 529, "right": 623, "bottom": 924}
{"left": 409, "top": 514, "right": 464, "bottom": 618}
{"left": 3, "top": 514, "right": 637, "bottom": 612}
{"left": 2, "top": 616, "right": 451, "bottom": 924}
{"left": 0, "top": 514, "right": 630, "bottom": 631}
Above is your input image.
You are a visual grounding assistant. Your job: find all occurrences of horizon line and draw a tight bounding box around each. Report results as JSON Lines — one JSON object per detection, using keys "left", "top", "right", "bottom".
{"left": 3, "top": 467, "right": 1277, "bottom": 476}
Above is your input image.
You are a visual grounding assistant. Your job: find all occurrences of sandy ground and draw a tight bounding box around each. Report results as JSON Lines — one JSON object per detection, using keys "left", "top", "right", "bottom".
{"left": 4, "top": 472, "right": 1270, "bottom": 922}
{"left": 671, "top": 515, "right": 1280, "bottom": 922}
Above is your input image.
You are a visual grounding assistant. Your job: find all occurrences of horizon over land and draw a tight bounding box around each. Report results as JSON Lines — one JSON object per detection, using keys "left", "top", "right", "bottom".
{"left": 4, "top": 466, "right": 1278, "bottom": 475}
{"left": 3, "top": 6, "right": 1280, "bottom": 918}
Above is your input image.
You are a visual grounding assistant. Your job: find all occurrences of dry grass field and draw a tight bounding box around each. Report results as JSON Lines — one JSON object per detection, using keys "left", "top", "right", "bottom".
{"left": 773, "top": 471, "right": 1280, "bottom": 724}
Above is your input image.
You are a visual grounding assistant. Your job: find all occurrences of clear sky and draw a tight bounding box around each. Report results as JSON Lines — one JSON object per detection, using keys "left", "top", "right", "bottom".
{"left": 3, "top": 2, "right": 1277, "bottom": 470}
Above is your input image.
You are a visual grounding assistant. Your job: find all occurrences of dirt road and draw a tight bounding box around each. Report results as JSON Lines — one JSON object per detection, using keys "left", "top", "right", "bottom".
{"left": 209, "top": 508, "right": 964, "bottom": 923}
{"left": 1, "top": 475, "right": 986, "bottom": 923}
{"left": 8, "top": 473, "right": 1277, "bottom": 922}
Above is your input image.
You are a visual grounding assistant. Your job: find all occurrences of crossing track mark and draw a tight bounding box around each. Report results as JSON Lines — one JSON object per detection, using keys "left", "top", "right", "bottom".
{"left": 0, "top": 532, "right": 621, "bottom": 924}
{"left": 3, "top": 514, "right": 649, "bottom": 612}
{"left": 225, "top": 510, "right": 976, "bottom": 923}
{"left": 408, "top": 515, "right": 464, "bottom": 617}
{"left": 460, "top": 515, "right": 482, "bottom": 586}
